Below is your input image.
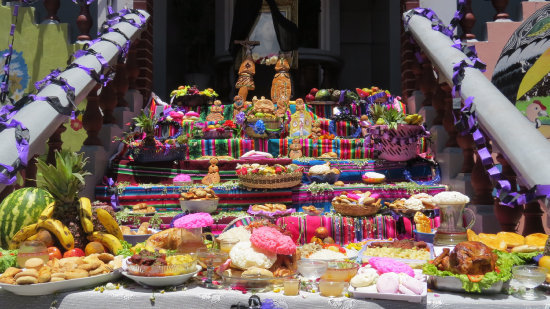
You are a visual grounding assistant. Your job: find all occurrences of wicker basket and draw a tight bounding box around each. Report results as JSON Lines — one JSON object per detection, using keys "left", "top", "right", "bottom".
{"left": 372, "top": 124, "right": 425, "bottom": 161}
{"left": 238, "top": 171, "right": 302, "bottom": 189}
{"left": 129, "top": 145, "right": 187, "bottom": 163}
{"left": 173, "top": 94, "right": 211, "bottom": 107}
{"left": 332, "top": 202, "right": 381, "bottom": 217}
{"left": 244, "top": 118, "right": 282, "bottom": 139}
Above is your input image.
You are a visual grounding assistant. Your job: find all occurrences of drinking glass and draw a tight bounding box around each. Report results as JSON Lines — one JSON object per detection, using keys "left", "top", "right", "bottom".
{"left": 283, "top": 278, "right": 300, "bottom": 296}
{"left": 197, "top": 248, "right": 228, "bottom": 289}
{"left": 319, "top": 279, "right": 349, "bottom": 297}
{"left": 512, "top": 265, "right": 548, "bottom": 300}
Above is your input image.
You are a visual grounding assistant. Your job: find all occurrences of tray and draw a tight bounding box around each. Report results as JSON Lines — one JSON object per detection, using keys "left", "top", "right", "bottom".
{"left": 356, "top": 240, "right": 435, "bottom": 267}
{"left": 302, "top": 248, "right": 359, "bottom": 261}
{"left": 349, "top": 284, "right": 427, "bottom": 303}
{"left": 428, "top": 275, "right": 508, "bottom": 294}
{"left": 0, "top": 271, "right": 121, "bottom": 296}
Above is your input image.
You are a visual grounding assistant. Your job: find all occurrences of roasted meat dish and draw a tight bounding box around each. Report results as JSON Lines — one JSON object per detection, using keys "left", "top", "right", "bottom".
{"left": 433, "top": 241, "right": 497, "bottom": 275}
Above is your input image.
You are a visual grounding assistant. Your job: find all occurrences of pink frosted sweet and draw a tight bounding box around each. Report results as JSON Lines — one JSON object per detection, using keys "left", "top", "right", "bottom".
{"left": 173, "top": 174, "right": 191, "bottom": 182}
{"left": 250, "top": 226, "right": 296, "bottom": 255}
{"left": 347, "top": 193, "right": 361, "bottom": 201}
{"left": 401, "top": 275, "right": 424, "bottom": 295}
{"left": 185, "top": 111, "right": 200, "bottom": 117}
{"left": 368, "top": 257, "right": 414, "bottom": 277}
{"left": 173, "top": 212, "right": 214, "bottom": 229}
{"left": 376, "top": 273, "right": 399, "bottom": 293}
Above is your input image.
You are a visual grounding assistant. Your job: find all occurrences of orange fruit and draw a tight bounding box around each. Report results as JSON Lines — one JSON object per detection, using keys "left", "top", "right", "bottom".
{"left": 85, "top": 241, "right": 105, "bottom": 255}
{"left": 539, "top": 256, "right": 550, "bottom": 273}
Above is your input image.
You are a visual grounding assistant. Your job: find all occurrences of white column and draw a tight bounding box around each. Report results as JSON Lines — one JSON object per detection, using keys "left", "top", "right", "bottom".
{"left": 0, "top": 10, "right": 150, "bottom": 193}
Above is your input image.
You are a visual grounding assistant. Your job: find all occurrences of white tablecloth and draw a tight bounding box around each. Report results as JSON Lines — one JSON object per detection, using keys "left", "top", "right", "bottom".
{"left": 1, "top": 282, "right": 548, "bottom": 309}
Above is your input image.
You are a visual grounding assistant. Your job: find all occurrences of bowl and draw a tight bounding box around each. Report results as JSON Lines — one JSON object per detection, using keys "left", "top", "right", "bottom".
{"left": 122, "top": 265, "right": 201, "bottom": 287}
{"left": 414, "top": 229, "right": 435, "bottom": 243}
{"left": 221, "top": 272, "right": 293, "bottom": 292}
{"left": 180, "top": 198, "right": 219, "bottom": 213}
{"left": 321, "top": 261, "right": 359, "bottom": 282}
{"left": 319, "top": 279, "right": 349, "bottom": 297}
{"left": 123, "top": 229, "right": 159, "bottom": 246}
{"left": 126, "top": 254, "right": 198, "bottom": 277}
{"left": 297, "top": 259, "right": 328, "bottom": 280}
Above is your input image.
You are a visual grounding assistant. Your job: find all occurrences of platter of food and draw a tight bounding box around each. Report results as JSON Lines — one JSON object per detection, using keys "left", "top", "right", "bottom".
{"left": 349, "top": 260, "right": 427, "bottom": 303}
{"left": 357, "top": 239, "right": 434, "bottom": 267}
{"left": 129, "top": 203, "right": 157, "bottom": 216}
{"left": 122, "top": 265, "right": 201, "bottom": 287}
{"left": 299, "top": 243, "right": 359, "bottom": 261}
{"left": 121, "top": 222, "right": 159, "bottom": 245}
{"left": 0, "top": 254, "right": 123, "bottom": 296}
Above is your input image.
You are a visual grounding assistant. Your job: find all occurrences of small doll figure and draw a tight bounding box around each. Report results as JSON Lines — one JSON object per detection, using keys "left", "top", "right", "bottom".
{"left": 360, "top": 115, "right": 370, "bottom": 137}
{"left": 288, "top": 139, "right": 303, "bottom": 159}
{"left": 201, "top": 157, "right": 220, "bottom": 185}
{"left": 310, "top": 120, "right": 322, "bottom": 139}
{"left": 233, "top": 95, "right": 247, "bottom": 119}
{"left": 206, "top": 100, "right": 224, "bottom": 122}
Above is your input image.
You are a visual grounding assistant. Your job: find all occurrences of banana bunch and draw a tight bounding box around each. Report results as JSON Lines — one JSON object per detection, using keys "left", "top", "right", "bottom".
{"left": 405, "top": 114, "right": 423, "bottom": 125}
{"left": 10, "top": 198, "right": 124, "bottom": 255}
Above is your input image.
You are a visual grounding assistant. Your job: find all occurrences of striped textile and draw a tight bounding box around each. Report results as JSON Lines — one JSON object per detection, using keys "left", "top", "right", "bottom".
{"left": 269, "top": 138, "right": 374, "bottom": 159}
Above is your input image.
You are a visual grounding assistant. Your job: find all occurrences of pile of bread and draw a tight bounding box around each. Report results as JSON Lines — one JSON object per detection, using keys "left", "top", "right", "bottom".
{"left": 386, "top": 193, "right": 436, "bottom": 212}
{"left": 120, "top": 222, "right": 154, "bottom": 235}
{"left": 180, "top": 187, "right": 218, "bottom": 200}
{"left": 332, "top": 191, "right": 381, "bottom": 206}
{"left": 250, "top": 204, "right": 287, "bottom": 213}
{"left": 132, "top": 203, "right": 156, "bottom": 214}
{"left": 319, "top": 152, "right": 338, "bottom": 158}
{"left": 0, "top": 254, "right": 123, "bottom": 285}
{"left": 308, "top": 162, "right": 340, "bottom": 176}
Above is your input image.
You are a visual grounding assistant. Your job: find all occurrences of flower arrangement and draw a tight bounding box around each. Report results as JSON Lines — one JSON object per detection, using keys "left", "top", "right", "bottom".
{"left": 251, "top": 53, "right": 279, "bottom": 66}
{"left": 173, "top": 212, "right": 214, "bottom": 229}
{"left": 170, "top": 85, "right": 218, "bottom": 98}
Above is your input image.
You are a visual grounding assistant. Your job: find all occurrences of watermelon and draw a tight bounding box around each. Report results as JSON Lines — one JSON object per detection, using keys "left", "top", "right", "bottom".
{"left": 0, "top": 188, "right": 54, "bottom": 249}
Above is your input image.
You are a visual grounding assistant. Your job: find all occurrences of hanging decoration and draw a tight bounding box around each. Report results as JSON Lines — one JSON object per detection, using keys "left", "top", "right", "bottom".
{"left": 404, "top": 1, "right": 550, "bottom": 206}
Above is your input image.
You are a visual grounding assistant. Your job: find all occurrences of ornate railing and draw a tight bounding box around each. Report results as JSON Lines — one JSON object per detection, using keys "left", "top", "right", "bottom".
{"left": 400, "top": 0, "right": 549, "bottom": 234}
{"left": 0, "top": 6, "right": 151, "bottom": 199}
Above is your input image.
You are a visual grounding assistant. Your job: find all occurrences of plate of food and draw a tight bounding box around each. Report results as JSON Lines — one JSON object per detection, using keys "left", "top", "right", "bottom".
{"left": 299, "top": 243, "right": 359, "bottom": 261}
{"left": 349, "top": 267, "right": 427, "bottom": 303}
{"left": 0, "top": 254, "right": 123, "bottom": 296}
{"left": 424, "top": 241, "right": 519, "bottom": 293}
{"left": 179, "top": 187, "right": 219, "bottom": 213}
{"left": 357, "top": 239, "right": 434, "bottom": 268}
{"left": 124, "top": 251, "right": 198, "bottom": 277}
{"left": 122, "top": 265, "right": 201, "bottom": 287}
{"left": 121, "top": 222, "right": 159, "bottom": 246}
{"left": 247, "top": 204, "right": 295, "bottom": 217}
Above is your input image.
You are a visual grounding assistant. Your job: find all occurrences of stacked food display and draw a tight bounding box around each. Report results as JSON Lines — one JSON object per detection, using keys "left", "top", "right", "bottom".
{"left": 1, "top": 80, "right": 548, "bottom": 307}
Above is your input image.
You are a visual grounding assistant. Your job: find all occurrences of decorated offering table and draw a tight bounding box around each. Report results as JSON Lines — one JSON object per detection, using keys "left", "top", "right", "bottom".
{"left": 1, "top": 283, "right": 549, "bottom": 309}
{"left": 1, "top": 22, "right": 549, "bottom": 307}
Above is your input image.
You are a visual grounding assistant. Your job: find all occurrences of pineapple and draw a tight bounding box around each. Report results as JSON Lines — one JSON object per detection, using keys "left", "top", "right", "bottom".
{"left": 133, "top": 111, "right": 156, "bottom": 147}
{"left": 369, "top": 104, "right": 387, "bottom": 124}
{"left": 36, "top": 150, "right": 91, "bottom": 249}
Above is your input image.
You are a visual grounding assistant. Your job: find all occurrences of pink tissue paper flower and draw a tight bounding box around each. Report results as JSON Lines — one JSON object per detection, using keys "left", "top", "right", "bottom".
{"left": 173, "top": 212, "right": 214, "bottom": 229}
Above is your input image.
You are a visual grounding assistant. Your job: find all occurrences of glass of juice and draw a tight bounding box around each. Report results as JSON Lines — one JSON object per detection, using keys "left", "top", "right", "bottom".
{"left": 219, "top": 239, "right": 239, "bottom": 254}
{"left": 16, "top": 240, "right": 49, "bottom": 267}
{"left": 319, "top": 279, "right": 349, "bottom": 297}
{"left": 283, "top": 278, "right": 300, "bottom": 296}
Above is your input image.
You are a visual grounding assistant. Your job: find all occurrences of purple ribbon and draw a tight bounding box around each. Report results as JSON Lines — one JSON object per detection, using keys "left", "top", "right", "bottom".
{"left": 1, "top": 2, "right": 22, "bottom": 103}
{"left": 104, "top": 177, "right": 120, "bottom": 211}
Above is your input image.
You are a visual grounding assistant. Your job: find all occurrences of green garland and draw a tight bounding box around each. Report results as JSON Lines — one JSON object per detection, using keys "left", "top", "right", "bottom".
{"left": 189, "top": 140, "right": 201, "bottom": 159}
{"left": 306, "top": 182, "right": 335, "bottom": 195}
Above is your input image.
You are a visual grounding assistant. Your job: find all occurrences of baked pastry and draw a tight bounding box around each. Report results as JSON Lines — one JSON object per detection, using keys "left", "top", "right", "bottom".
{"left": 241, "top": 267, "right": 274, "bottom": 279}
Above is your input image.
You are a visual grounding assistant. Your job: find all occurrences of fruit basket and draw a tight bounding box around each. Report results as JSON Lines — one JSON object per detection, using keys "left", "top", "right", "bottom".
{"left": 370, "top": 124, "right": 426, "bottom": 161}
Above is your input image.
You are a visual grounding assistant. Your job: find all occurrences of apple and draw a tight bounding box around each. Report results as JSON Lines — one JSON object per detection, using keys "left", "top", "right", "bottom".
{"left": 315, "top": 227, "right": 329, "bottom": 239}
